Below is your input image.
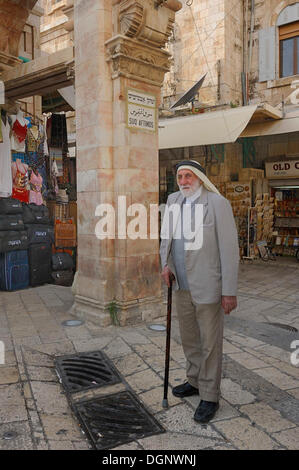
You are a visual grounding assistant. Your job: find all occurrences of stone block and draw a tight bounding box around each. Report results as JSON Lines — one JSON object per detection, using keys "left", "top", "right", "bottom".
{"left": 272, "top": 427, "right": 299, "bottom": 450}
{"left": 0, "top": 367, "right": 19, "bottom": 385}
{"left": 40, "top": 414, "right": 83, "bottom": 441}
{"left": 214, "top": 417, "right": 280, "bottom": 450}
{"left": 124, "top": 368, "right": 163, "bottom": 394}
{"left": 240, "top": 402, "right": 296, "bottom": 433}
{"left": 253, "top": 367, "right": 299, "bottom": 390}
{"left": 220, "top": 378, "right": 256, "bottom": 405}
{"left": 114, "top": 353, "right": 149, "bottom": 376}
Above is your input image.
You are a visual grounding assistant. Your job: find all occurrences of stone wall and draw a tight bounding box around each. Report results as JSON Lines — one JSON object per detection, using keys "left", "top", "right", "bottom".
{"left": 163, "top": 0, "right": 227, "bottom": 108}
{"left": 40, "top": 0, "right": 73, "bottom": 54}
{"left": 248, "top": 0, "right": 299, "bottom": 107}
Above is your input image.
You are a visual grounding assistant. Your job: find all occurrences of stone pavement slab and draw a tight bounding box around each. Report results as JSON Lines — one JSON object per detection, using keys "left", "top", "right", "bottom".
{"left": 213, "top": 417, "right": 282, "bottom": 450}
{"left": 271, "top": 427, "right": 299, "bottom": 450}
{"left": 239, "top": 402, "right": 296, "bottom": 433}
{"left": 0, "top": 262, "right": 298, "bottom": 450}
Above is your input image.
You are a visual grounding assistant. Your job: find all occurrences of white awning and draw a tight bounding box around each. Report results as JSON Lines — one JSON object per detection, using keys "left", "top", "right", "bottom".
{"left": 241, "top": 115, "right": 299, "bottom": 138}
{"left": 159, "top": 105, "right": 258, "bottom": 149}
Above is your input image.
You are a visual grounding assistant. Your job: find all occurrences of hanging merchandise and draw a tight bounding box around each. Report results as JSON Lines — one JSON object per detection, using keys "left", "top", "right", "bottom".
{"left": 29, "top": 169, "right": 44, "bottom": 206}
{"left": 11, "top": 159, "right": 29, "bottom": 203}
{"left": 12, "top": 152, "right": 28, "bottom": 165}
{"left": 43, "top": 116, "right": 49, "bottom": 156}
{"left": 10, "top": 110, "right": 30, "bottom": 153}
{"left": 49, "top": 114, "right": 68, "bottom": 152}
{"left": 26, "top": 124, "right": 43, "bottom": 153}
{"left": 50, "top": 148, "right": 63, "bottom": 176}
{"left": 0, "top": 110, "right": 12, "bottom": 198}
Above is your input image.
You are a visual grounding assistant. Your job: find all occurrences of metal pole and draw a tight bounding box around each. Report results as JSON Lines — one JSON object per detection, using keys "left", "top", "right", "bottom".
{"left": 162, "top": 276, "right": 174, "bottom": 409}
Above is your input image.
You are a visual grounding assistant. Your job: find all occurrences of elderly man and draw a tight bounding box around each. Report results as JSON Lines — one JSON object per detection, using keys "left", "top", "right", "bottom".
{"left": 160, "top": 160, "right": 239, "bottom": 424}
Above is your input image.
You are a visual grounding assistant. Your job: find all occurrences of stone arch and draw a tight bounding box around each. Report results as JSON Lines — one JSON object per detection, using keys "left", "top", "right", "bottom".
{"left": 271, "top": 0, "right": 299, "bottom": 26}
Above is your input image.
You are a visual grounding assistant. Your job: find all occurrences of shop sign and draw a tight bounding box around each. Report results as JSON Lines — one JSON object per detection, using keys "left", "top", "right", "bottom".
{"left": 265, "top": 161, "right": 299, "bottom": 178}
{"left": 127, "top": 89, "right": 157, "bottom": 132}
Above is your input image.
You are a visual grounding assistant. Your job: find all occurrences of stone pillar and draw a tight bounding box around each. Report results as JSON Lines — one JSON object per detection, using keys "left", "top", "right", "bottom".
{"left": 73, "top": 0, "right": 181, "bottom": 326}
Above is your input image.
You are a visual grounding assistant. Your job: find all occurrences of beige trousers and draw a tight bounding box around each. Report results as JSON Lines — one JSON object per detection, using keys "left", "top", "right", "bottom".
{"left": 175, "top": 290, "right": 224, "bottom": 402}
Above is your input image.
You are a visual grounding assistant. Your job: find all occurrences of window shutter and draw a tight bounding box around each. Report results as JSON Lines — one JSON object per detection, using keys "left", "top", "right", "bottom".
{"left": 259, "top": 27, "right": 276, "bottom": 82}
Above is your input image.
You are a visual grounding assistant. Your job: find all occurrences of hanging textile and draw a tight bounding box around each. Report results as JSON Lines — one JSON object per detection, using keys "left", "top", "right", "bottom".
{"left": 50, "top": 114, "right": 68, "bottom": 152}
{"left": 27, "top": 152, "right": 48, "bottom": 195}
{"left": 10, "top": 113, "right": 29, "bottom": 152}
{"left": 26, "top": 125, "right": 43, "bottom": 153}
{"left": 50, "top": 148, "right": 63, "bottom": 177}
{"left": 11, "top": 159, "right": 29, "bottom": 203}
{"left": 0, "top": 118, "right": 12, "bottom": 198}
{"left": 12, "top": 152, "right": 28, "bottom": 165}
{"left": 29, "top": 170, "right": 43, "bottom": 206}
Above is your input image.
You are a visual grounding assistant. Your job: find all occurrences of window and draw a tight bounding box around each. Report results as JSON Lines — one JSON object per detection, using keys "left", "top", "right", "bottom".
{"left": 279, "top": 22, "right": 299, "bottom": 78}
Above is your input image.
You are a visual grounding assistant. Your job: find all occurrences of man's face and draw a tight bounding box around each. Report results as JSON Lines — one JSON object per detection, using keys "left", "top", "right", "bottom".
{"left": 177, "top": 169, "right": 202, "bottom": 197}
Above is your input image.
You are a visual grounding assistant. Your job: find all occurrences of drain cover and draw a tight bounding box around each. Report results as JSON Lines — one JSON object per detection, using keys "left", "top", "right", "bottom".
{"left": 265, "top": 322, "right": 298, "bottom": 333}
{"left": 148, "top": 324, "right": 166, "bottom": 332}
{"left": 55, "top": 351, "right": 122, "bottom": 393}
{"left": 73, "top": 391, "right": 165, "bottom": 450}
{"left": 2, "top": 431, "right": 18, "bottom": 440}
{"left": 62, "top": 320, "right": 85, "bottom": 327}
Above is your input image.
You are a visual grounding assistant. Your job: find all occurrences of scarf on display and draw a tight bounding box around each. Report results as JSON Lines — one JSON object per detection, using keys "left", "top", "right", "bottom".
{"left": 175, "top": 160, "right": 221, "bottom": 195}
{"left": 12, "top": 119, "right": 28, "bottom": 143}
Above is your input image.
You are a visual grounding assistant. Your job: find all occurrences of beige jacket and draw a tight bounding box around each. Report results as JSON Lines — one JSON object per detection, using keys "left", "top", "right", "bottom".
{"left": 160, "top": 187, "right": 239, "bottom": 304}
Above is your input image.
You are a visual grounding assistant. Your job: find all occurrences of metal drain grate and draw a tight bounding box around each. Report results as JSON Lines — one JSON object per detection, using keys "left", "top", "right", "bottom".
{"left": 55, "top": 351, "right": 122, "bottom": 393}
{"left": 265, "top": 322, "right": 298, "bottom": 333}
{"left": 73, "top": 391, "right": 165, "bottom": 450}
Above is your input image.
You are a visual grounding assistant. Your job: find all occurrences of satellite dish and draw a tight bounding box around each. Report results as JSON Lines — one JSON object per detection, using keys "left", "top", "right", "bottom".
{"left": 170, "top": 73, "right": 207, "bottom": 109}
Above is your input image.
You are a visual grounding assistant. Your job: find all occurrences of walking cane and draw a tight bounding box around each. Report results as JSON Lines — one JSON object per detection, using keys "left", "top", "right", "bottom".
{"left": 162, "top": 274, "right": 174, "bottom": 409}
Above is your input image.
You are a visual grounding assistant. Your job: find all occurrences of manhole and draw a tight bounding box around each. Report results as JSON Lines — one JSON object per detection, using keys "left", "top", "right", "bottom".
{"left": 73, "top": 391, "right": 165, "bottom": 450}
{"left": 265, "top": 322, "right": 298, "bottom": 333}
{"left": 2, "top": 431, "right": 18, "bottom": 440}
{"left": 148, "top": 324, "right": 166, "bottom": 332}
{"left": 62, "top": 320, "right": 85, "bottom": 327}
{"left": 55, "top": 351, "right": 122, "bottom": 393}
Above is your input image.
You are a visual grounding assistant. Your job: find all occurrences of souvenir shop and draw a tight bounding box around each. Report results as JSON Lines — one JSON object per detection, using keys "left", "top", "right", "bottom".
{"left": 266, "top": 160, "right": 299, "bottom": 260}
{"left": 0, "top": 106, "right": 77, "bottom": 291}
{"left": 159, "top": 141, "right": 299, "bottom": 263}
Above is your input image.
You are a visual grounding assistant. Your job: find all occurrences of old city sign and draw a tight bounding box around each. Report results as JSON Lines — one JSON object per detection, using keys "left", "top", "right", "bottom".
{"left": 265, "top": 160, "right": 299, "bottom": 178}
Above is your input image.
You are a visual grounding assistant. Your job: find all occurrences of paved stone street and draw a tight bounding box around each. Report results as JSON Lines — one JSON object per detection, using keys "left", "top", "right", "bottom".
{"left": 0, "top": 261, "right": 298, "bottom": 450}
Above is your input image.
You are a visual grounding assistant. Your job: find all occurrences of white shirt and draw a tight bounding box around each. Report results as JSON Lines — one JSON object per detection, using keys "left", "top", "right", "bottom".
{"left": 173, "top": 185, "right": 203, "bottom": 239}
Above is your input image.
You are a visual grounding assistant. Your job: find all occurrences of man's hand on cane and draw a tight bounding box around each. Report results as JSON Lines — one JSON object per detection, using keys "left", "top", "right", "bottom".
{"left": 221, "top": 296, "right": 237, "bottom": 315}
{"left": 161, "top": 266, "right": 175, "bottom": 287}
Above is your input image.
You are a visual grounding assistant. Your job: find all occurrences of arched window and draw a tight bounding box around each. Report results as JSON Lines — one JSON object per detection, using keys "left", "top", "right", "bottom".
{"left": 259, "top": 3, "right": 299, "bottom": 81}
{"left": 278, "top": 5, "right": 299, "bottom": 77}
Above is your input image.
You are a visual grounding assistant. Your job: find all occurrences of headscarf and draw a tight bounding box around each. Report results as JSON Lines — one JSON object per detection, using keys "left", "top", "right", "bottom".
{"left": 175, "top": 160, "right": 220, "bottom": 195}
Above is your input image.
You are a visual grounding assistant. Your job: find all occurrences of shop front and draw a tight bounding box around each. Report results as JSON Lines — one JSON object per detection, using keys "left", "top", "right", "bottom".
{"left": 0, "top": 106, "right": 77, "bottom": 292}
{"left": 266, "top": 160, "right": 299, "bottom": 260}
{"left": 159, "top": 104, "right": 299, "bottom": 263}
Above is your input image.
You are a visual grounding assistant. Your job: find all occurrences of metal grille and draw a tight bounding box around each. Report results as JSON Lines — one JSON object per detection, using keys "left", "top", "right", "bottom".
{"left": 73, "top": 391, "right": 165, "bottom": 450}
{"left": 55, "top": 351, "right": 121, "bottom": 393}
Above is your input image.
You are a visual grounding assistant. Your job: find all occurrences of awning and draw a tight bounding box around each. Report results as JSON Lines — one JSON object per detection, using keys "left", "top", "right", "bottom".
{"left": 159, "top": 105, "right": 258, "bottom": 149}
{"left": 241, "top": 115, "right": 299, "bottom": 138}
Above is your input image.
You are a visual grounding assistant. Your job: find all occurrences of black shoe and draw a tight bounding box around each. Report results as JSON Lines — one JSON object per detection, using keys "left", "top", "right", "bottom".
{"left": 172, "top": 382, "right": 199, "bottom": 398}
{"left": 194, "top": 400, "right": 219, "bottom": 424}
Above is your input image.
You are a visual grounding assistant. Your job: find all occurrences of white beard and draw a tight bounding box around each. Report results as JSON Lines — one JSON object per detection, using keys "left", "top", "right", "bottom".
{"left": 179, "top": 179, "right": 201, "bottom": 198}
